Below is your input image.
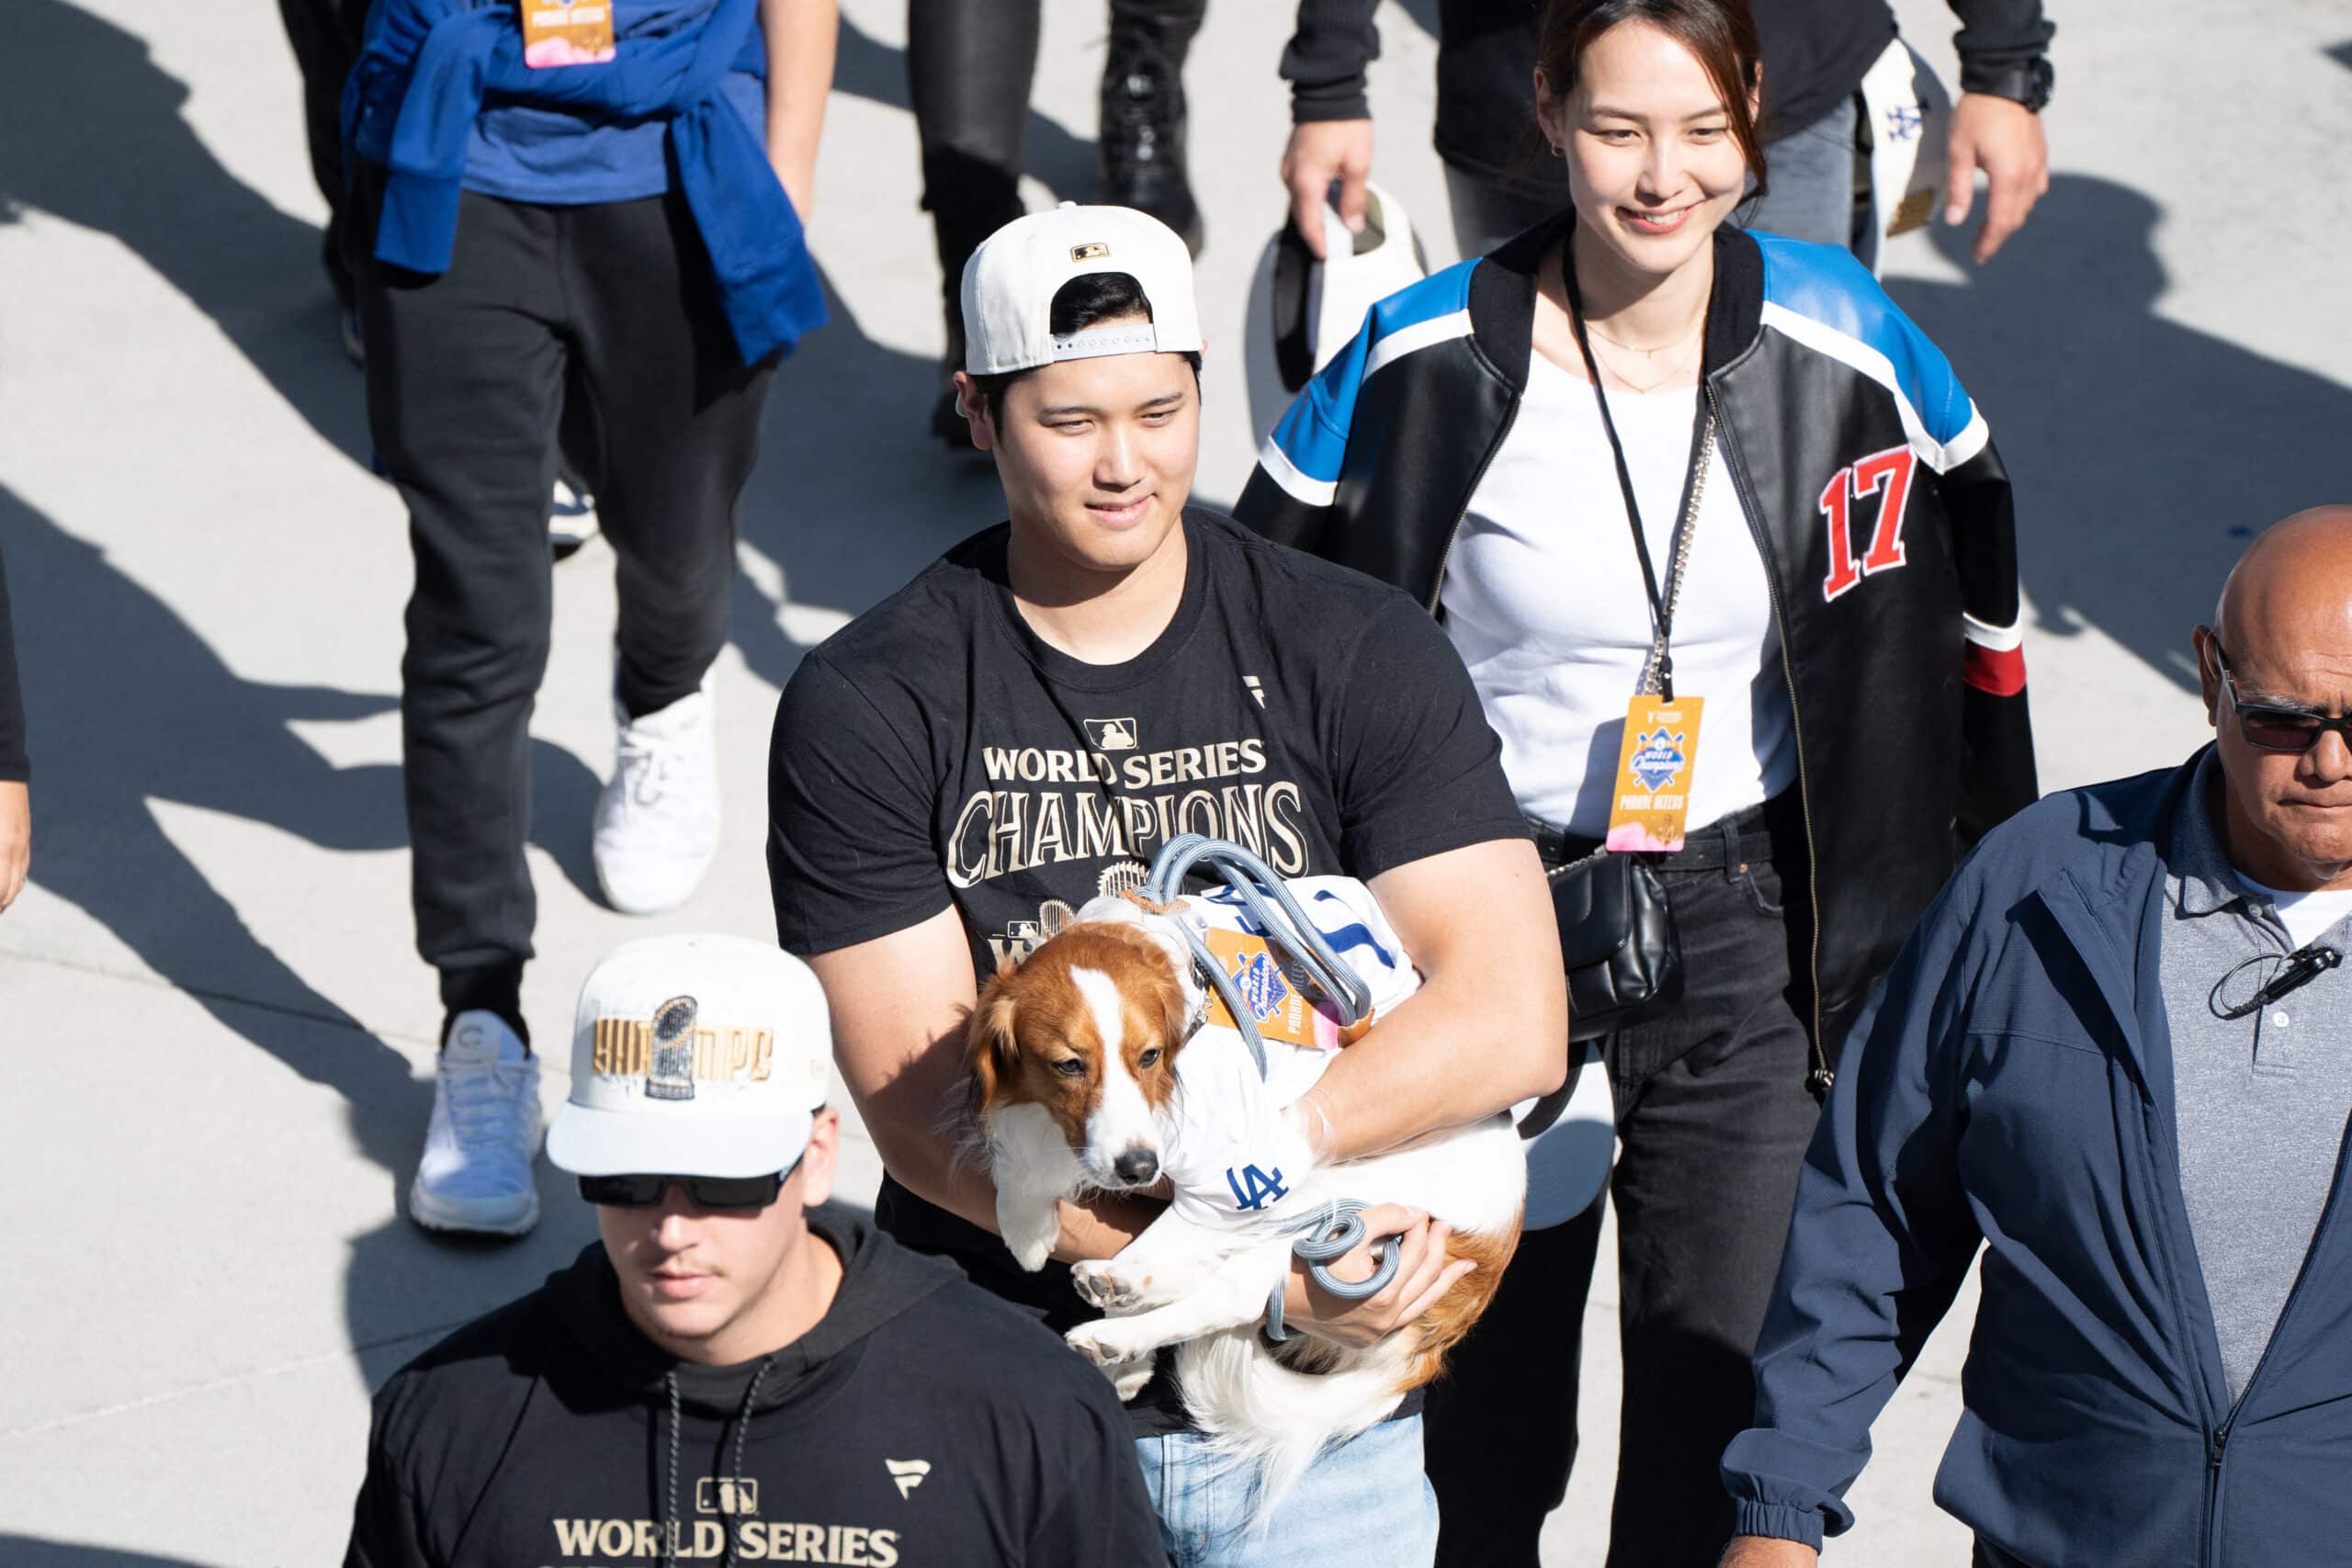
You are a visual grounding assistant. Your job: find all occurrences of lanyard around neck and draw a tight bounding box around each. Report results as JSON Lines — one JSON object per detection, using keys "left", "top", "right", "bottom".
{"left": 1559, "top": 238, "right": 1715, "bottom": 703}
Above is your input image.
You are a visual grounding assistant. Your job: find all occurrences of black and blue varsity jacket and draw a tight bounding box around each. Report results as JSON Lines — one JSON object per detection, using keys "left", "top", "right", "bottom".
{"left": 1233, "top": 214, "right": 2039, "bottom": 1068}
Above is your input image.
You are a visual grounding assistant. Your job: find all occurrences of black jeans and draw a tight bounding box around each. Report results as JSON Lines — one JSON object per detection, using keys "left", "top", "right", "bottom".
{"left": 905, "top": 0, "right": 1205, "bottom": 330}
{"left": 1425, "top": 798, "right": 1824, "bottom": 1567}
{"left": 348, "top": 166, "right": 775, "bottom": 1003}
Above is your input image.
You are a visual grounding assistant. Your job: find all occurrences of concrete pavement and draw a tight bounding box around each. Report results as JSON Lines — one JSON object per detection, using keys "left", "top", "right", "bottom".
{"left": 0, "top": 0, "right": 2345, "bottom": 1562}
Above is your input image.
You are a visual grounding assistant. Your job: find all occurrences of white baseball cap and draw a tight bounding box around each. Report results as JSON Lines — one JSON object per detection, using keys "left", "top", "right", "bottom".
{"left": 548, "top": 933, "right": 832, "bottom": 1179}
{"left": 961, "top": 202, "right": 1206, "bottom": 375}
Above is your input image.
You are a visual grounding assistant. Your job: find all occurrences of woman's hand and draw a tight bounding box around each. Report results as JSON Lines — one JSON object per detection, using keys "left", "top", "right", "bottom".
{"left": 1280, "top": 1204, "right": 1475, "bottom": 1348}
{"left": 0, "top": 781, "right": 28, "bottom": 915}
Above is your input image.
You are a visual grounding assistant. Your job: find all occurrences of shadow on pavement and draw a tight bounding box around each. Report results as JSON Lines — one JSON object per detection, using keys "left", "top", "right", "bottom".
{"left": 0, "top": 0, "right": 369, "bottom": 467}
{"left": 1887, "top": 174, "right": 2352, "bottom": 692}
{"left": 0, "top": 1538, "right": 225, "bottom": 1568}
{"left": 728, "top": 264, "right": 1003, "bottom": 696}
{"left": 4, "top": 480, "right": 605, "bottom": 1387}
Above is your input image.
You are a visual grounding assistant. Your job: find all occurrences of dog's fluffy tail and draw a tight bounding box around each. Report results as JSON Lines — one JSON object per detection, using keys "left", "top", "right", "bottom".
{"left": 1173, "top": 1330, "right": 1408, "bottom": 1532}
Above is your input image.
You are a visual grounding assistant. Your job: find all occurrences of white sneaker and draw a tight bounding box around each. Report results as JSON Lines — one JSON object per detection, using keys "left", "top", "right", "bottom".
{"left": 549, "top": 469, "right": 598, "bottom": 561}
{"left": 594, "top": 675, "right": 721, "bottom": 916}
{"left": 410, "top": 1011, "right": 542, "bottom": 1235}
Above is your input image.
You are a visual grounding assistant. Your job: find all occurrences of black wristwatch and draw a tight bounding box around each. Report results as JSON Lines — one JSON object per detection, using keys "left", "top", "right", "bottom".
{"left": 1962, "top": 55, "right": 2054, "bottom": 112}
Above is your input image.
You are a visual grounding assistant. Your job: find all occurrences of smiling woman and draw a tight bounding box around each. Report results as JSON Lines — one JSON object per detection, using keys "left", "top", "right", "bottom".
{"left": 1234, "top": 0, "right": 2044, "bottom": 1555}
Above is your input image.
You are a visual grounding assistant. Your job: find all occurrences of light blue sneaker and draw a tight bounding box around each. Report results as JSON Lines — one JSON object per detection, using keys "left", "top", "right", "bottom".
{"left": 410, "top": 1010, "right": 541, "bottom": 1235}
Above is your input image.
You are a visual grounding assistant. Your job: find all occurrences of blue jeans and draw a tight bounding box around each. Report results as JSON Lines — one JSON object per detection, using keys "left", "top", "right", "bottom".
{"left": 1136, "top": 1415, "right": 1440, "bottom": 1568}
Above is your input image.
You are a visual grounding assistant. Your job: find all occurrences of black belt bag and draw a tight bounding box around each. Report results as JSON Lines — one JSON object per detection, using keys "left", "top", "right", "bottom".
{"left": 1549, "top": 849, "right": 1683, "bottom": 1043}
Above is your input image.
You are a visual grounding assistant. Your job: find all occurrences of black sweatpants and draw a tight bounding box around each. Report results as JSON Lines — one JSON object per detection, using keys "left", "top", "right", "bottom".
{"left": 1425, "top": 799, "right": 1825, "bottom": 1567}
{"left": 348, "top": 165, "right": 775, "bottom": 1007}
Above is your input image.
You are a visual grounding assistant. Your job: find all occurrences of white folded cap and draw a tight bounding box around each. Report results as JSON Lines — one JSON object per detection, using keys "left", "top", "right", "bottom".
{"left": 961, "top": 202, "right": 1205, "bottom": 375}
{"left": 548, "top": 934, "right": 832, "bottom": 1179}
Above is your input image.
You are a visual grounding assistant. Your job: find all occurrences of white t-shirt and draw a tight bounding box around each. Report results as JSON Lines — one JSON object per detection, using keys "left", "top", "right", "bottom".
{"left": 2238, "top": 874, "right": 2352, "bottom": 950}
{"left": 1441, "top": 353, "right": 1798, "bottom": 838}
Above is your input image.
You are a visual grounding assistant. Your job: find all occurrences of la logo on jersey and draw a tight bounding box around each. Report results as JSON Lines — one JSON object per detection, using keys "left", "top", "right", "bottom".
{"left": 1819, "top": 445, "right": 1917, "bottom": 602}
{"left": 1225, "top": 1163, "right": 1289, "bottom": 1212}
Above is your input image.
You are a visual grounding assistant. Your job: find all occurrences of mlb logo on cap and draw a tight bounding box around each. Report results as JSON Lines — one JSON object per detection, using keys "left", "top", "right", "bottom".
{"left": 548, "top": 934, "right": 831, "bottom": 1179}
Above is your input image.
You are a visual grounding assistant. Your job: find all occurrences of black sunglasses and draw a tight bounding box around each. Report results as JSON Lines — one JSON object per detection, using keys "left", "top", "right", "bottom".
{"left": 579, "top": 1151, "right": 804, "bottom": 1211}
{"left": 2211, "top": 641, "right": 2352, "bottom": 755}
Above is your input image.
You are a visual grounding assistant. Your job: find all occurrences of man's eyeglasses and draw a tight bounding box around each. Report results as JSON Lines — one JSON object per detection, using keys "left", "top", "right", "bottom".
{"left": 579, "top": 1152, "right": 804, "bottom": 1211}
{"left": 2211, "top": 641, "right": 2352, "bottom": 755}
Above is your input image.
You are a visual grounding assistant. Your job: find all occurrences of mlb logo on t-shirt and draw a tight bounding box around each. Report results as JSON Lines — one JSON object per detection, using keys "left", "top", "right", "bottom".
{"left": 1083, "top": 717, "right": 1139, "bottom": 750}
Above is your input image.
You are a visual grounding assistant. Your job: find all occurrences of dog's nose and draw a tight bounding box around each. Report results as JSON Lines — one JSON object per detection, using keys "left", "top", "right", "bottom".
{"left": 1113, "top": 1146, "right": 1159, "bottom": 1187}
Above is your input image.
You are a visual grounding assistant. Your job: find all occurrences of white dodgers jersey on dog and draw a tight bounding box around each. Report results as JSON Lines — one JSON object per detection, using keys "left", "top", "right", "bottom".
{"left": 1153, "top": 877, "right": 1419, "bottom": 1230}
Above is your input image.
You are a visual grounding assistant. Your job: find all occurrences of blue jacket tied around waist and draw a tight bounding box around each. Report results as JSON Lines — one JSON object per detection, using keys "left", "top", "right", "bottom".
{"left": 344, "top": 0, "right": 826, "bottom": 366}
{"left": 1722, "top": 750, "right": 2352, "bottom": 1567}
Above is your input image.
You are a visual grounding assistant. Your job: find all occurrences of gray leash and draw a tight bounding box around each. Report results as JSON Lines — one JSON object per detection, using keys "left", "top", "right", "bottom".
{"left": 1135, "top": 839, "right": 1403, "bottom": 1339}
{"left": 1261, "top": 1199, "right": 1401, "bottom": 1343}
{"left": 1142, "top": 834, "right": 1373, "bottom": 1079}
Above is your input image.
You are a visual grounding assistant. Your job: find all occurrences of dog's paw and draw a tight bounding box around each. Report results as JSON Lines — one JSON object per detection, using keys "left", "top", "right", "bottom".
{"left": 1072, "top": 1258, "right": 1151, "bottom": 1313}
{"left": 1066, "top": 1319, "right": 1147, "bottom": 1370}
{"left": 1110, "top": 1357, "right": 1156, "bottom": 1402}
{"left": 998, "top": 1201, "right": 1060, "bottom": 1273}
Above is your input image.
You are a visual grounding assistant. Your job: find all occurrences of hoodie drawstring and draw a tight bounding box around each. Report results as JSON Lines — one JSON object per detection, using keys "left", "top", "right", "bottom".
{"left": 659, "top": 1356, "right": 776, "bottom": 1568}
{"left": 662, "top": 1371, "right": 684, "bottom": 1568}
{"left": 720, "top": 1357, "right": 775, "bottom": 1568}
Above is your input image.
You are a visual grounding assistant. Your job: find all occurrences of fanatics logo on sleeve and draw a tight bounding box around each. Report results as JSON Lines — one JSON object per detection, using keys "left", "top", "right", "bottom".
{"left": 884, "top": 1459, "right": 931, "bottom": 1498}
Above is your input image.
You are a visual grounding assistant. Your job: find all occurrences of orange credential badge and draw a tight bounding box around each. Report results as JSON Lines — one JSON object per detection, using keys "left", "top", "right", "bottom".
{"left": 521, "top": 1, "right": 616, "bottom": 68}
{"left": 1604, "top": 694, "right": 1703, "bottom": 853}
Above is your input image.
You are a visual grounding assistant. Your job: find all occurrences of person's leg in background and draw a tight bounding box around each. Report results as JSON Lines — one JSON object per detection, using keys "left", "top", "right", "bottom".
{"left": 1442, "top": 163, "right": 1561, "bottom": 260}
{"left": 275, "top": 0, "right": 369, "bottom": 343}
{"left": 907, "top": 0, "right": 1041, "bottom": 446}
{"left": 1140, "top": 1415, "right": 1442, "bottom": 1568}
{"left": 564, "top": 192, "right": 777, "bottom": 918}
{"left": 1424, "top": 1189, "right": 1605, "bottom": 1566}
{"left": 1101, "top": 0, "right": 1208, "bottom": 254}
{"left": 1600, "top": 843, "right": 1822, "bottom": 1568}
{"left": 350, "top": 168, "right": 564, "bottom": 1236}
{"left": 1741, "top": 95, "right": 1878, "bottom": 267}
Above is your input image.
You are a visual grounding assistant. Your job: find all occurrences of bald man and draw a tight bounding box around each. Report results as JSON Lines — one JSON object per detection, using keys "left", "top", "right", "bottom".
{"left": 1718, "top": 508, "right": 2352, "bottom": 1568}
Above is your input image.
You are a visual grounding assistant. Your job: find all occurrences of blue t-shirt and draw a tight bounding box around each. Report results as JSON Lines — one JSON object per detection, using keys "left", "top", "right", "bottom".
{"left": 352, "top": 0, "right": 766, "bottom": 205}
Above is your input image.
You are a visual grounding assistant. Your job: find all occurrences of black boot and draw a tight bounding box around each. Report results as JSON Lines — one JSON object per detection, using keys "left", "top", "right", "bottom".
{"left": 1098, "top": 8, "right": 1204, "bottom": 256}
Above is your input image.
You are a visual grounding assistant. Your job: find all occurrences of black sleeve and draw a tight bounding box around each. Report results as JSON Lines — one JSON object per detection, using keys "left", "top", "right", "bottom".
{"left": 0, "top": 541, "right": 27, "bottom": 783}
{"left": 1282, "top": 0, "right": 1383, "bottom": 123}
{"left": 1025, "top": 1381, "right": 1166, "bottom": 1567}
{"left": 1946, "top": 0, "right": 2054, "bottom": 87}
{"left": 767, "top": 651, "right": 954, "bottom": 956}
{"left": 344, "top": 1390, "right": 435, "bottom": 1568}
{"left": 1329, "top": 592, "right": 1529, "bottom": 877}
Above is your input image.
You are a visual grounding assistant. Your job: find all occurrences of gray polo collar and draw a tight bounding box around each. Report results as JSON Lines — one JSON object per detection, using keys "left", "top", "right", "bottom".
{"left": 2170, "top": 748, "right": 2254, "bottom": 919}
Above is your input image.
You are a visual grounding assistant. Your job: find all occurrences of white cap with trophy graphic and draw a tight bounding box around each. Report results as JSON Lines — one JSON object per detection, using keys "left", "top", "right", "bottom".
{"left": 961, "top": 202, "right": 1205, "bottom": 375}
{"left": 548, "top": 933, "right": 832, "bottom": 1179}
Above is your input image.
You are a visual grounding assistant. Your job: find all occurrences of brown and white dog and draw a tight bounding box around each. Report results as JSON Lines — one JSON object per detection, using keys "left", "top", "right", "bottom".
{"left": 967, "top": 890, "right": 1524, "bottom": 1519}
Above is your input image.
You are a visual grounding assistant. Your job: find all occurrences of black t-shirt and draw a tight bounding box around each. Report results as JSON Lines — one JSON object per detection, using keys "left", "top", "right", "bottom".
{"left": 768, "top": 508, "right": 1525, "bottom": 1434}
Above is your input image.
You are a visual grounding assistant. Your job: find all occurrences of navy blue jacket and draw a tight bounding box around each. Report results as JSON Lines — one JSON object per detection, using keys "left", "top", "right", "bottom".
{"left": 1724, "top": 751, "right": 2352, "bottom": 1565}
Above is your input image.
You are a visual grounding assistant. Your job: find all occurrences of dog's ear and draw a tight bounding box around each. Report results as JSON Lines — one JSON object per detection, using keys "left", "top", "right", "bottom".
{"left": 1146, "top": 956, "right": 1193, "bottom": 1059}
{"left": 965, "top": 964, "right": 1025, "bottom": 1113}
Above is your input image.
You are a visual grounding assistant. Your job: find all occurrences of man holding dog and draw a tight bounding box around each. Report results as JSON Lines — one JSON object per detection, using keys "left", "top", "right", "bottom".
{"left": 1722, "top": 507, "right": 2352, "bottom": 1566}
{"left": 345, "top": 932, "right": 1161, "bottom": 1567}
{"left": 766, "top": 204, "right": 1566, "bottom": 1563}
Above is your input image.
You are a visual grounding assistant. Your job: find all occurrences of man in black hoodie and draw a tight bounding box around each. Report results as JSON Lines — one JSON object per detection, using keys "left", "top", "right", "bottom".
{"left": 345, "top": 933, "right": 1163, "bottom": 1568}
